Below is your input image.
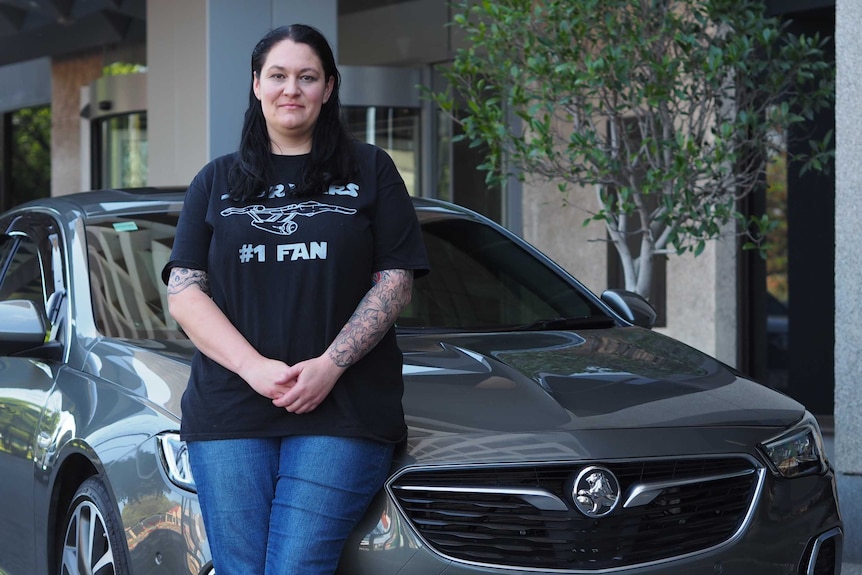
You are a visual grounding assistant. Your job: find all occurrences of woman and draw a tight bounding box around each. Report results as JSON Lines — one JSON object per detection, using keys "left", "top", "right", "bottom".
{"left": 163, "top": 23, "right": 429, "bottom": 575}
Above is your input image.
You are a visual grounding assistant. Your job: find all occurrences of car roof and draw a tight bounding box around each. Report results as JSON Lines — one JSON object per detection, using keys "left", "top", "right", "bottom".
{"left": 5, "top": 187, "right": 187, "bottom": 220}
{"left": 7, "top": 187, "right": 472, "bottom": 221}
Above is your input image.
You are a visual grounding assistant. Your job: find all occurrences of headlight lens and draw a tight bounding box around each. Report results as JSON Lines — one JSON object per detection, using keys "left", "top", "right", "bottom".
{"left": 760, "top": 415, "right": 827, "bottom": 478}
{"left": 157, "top": 432, "right": 197, "bottom": 492}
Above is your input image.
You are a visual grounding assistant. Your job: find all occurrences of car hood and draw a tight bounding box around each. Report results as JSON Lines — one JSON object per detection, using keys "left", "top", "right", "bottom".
{"left": 398, "top": 327, "right": 804, "bottom": 434}
{"left": 98, "top": 327, "right": 803, "bottom": 435}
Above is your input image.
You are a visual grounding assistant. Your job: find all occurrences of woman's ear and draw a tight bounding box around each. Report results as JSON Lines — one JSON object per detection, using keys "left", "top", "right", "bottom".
{"left": 252, "top": 72, "right": 262, "bottom": 101}
{"left": 323, "top": 75, "right": 335, "bottom": 104}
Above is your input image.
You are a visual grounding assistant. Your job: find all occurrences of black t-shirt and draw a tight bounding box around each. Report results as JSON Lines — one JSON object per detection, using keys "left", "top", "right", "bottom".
{"left": 164, "top": 141, "right": 429, "bottom": 442}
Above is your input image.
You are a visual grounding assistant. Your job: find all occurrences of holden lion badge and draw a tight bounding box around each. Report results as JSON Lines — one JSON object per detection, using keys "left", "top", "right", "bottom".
{"left": 572, "top": 466, "right": 621, "bottom": 518}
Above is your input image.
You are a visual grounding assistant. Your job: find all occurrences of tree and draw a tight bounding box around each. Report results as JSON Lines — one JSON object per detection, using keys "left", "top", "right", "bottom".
{"left": 433, "top": 0, "right": 834, "bottom": 297}
{"left": 765, "top": 151, "right": 788, "bottom": 303}
{"left": 9, "top": 106, "right": 51, "bottom": 208}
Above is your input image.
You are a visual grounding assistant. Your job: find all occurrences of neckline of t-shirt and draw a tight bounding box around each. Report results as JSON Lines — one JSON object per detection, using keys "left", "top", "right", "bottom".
{"left": 270, "top": 152, "right": 310, "bottom": 161}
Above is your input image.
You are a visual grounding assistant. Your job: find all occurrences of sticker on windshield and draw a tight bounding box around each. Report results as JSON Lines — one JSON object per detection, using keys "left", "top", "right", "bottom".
{"left": 113, "top": 221, "right": 139, "bottom": 232}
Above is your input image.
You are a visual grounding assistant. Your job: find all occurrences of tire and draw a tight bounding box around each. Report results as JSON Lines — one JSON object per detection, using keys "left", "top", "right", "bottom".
{"left": 59, "top": 476, "right": 130, "bottom": 575}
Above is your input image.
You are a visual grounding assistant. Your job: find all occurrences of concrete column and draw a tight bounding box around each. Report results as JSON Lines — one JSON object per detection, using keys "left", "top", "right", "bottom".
{"left": 835, "top": 0, "right": 862, "bottom": 473}
{"left": 662, "top": 230, "right": 737, "bottom": 367}
{"left": 146, "top": 0, "right": 208, "bottom": 187}
{"left": 147, "top": 0, "right": 337, "bottom": 187}
{"left": 835, "top": 0, "right": 862, "bottom": 563}
{"left": 50, "top": 53, "right": 103, "bottom": 197}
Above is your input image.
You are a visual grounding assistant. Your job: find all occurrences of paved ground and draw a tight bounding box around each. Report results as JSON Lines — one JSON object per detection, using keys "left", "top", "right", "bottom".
{"left": 823, "top": 434, "right": 862, "bottom": 575}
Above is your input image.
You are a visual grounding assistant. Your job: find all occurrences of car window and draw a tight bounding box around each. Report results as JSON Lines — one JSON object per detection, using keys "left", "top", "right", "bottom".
{"left": 86, "top": 212, "right": 182, "bottom": 340}
{"left": 0, "top": 235, "right": 44, "bottom": 303}
{"left": 398, "top": 218, "right": 604, "bottom": 330}
{"left": 0, "top": 215, "right": 66, "bottom": 345}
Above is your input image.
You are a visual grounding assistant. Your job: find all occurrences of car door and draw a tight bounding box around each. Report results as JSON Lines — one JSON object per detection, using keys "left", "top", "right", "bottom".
{"left": 0, "top": 211, "right": 67, "bottom": 575}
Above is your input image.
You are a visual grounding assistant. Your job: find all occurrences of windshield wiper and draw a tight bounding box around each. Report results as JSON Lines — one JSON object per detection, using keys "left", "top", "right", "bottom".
{"left": 512, "top": 316, "right": 615, "bottom": 331}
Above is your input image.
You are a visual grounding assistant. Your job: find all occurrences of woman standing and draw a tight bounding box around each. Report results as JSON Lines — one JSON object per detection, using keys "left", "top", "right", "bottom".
{"left": 163, "top": 23, "right": 429, "bottom": 575}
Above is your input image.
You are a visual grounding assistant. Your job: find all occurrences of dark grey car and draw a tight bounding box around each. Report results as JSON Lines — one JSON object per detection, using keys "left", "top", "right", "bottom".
{"left": 0, "top": 189, "right": 843, "bottom": 575}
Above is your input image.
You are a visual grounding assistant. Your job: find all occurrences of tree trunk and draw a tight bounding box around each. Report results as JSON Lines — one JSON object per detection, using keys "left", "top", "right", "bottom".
{"left": 607, "top": 223, "right": 654, "bottom": 299}
{"left": 606, "top": 223, "right": 640, "bottom": 294}
{"left": 636, "top": 229, "right": 654, "bottom": 298}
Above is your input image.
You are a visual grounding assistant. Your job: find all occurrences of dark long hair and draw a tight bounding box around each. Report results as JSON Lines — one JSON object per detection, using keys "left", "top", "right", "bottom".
{"left": 228, "top": 24, "right": 355, "bottom": 201}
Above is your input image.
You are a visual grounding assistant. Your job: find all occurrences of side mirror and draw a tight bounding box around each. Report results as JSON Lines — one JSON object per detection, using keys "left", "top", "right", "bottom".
{"left": 600, "top": 289, "right": 658, "bottom": 329}
{"left": 0, "top": 300, "right": 48, "bottom": 355}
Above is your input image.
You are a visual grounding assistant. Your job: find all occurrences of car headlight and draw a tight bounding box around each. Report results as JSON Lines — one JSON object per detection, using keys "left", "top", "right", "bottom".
{"left": 157, "top": 432, "right": 197, "bottom": 492}
{"left": 760, "top": 414, "right": 827, "bottom": 478}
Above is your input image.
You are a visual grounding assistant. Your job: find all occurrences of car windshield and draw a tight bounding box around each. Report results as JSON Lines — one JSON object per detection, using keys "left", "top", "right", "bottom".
{"left": 397, "top": 217, "right": 607, "bottom": 331}
{"left": 86, "top": 211, "right": 183, "bottom": 340}
{"left": 85, "top": 210, "right": 608, "bottom": 340}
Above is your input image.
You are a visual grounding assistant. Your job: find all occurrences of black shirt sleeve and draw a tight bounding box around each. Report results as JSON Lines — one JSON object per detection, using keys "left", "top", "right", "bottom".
{"left": 161, "top": 167, "right": 214, "bottom": 285}
{"left": 370, "top": 146, "right": 430, "bottom": 278}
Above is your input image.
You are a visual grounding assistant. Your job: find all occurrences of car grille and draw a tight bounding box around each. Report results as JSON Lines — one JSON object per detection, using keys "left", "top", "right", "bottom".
{"left": 389, "top": 457, "right": 762, "bottom": 571}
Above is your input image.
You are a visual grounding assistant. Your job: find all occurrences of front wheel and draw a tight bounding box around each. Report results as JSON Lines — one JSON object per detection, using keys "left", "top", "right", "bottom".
{"left": 59, "top": 476, "right": 130, "bottom": 575}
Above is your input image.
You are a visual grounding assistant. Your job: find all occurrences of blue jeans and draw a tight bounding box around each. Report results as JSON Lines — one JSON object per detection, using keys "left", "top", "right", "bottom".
{"left": 187, "top": 435, "right": 394, "bottom": 575}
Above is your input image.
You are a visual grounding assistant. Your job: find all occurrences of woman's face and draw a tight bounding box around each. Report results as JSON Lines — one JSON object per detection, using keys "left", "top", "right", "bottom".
{"left": 253, "top": 39, "right": 334, "bottom": 154}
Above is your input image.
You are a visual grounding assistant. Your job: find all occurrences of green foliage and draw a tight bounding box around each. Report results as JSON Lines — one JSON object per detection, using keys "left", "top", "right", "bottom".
{"left": 103, "top": 62, "right": 146, "bottom": 76}
{"left": 433, "top": 0, "right": 834, "bottom": 295}
{"left": 10, "top": 106, "right": 51, "bottom": 207}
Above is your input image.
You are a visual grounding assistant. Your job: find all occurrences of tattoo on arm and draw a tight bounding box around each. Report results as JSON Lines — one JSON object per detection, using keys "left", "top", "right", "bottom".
{"left": 167, "top": 267, "right": 211, "bottom": 297}
{"left": 328, "top": 269, "right": 413, "bottom": 368}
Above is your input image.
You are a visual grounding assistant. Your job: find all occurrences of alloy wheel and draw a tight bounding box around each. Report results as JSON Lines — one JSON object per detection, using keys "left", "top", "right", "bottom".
{"left": 61, "top": 499, "right": 116, "bottom": 575}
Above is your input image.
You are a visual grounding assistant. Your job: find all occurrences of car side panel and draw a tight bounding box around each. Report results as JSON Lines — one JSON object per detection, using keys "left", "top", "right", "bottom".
{"left": 0, "top": 356, "right": 59, "bottom": 575}
{"left": 34, "top": 365, "right": 206, "bottom": 575}
{"left": 116, "top": 435, "right": 211, "bottom": 575}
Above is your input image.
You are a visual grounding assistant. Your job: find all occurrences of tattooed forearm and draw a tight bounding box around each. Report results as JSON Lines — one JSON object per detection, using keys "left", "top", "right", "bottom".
{"left": 328, "top": 269, "right": 413, "bottom": 368}
{"left": 167, "top": 267, "right": 211, "bottom": 296}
